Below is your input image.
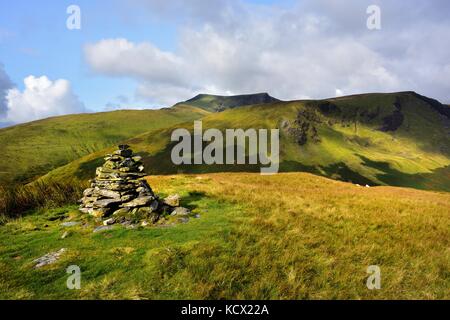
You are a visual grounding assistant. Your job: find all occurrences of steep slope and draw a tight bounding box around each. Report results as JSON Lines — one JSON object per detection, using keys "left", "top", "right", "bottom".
{"left": 0, "top": 105, "right": 209, "bottom": 185}
{"left": 176, "top": 92, "right": 280, "bottom": 112}
{"left": 43, "top": 91, "right": 450, "bottom": 191}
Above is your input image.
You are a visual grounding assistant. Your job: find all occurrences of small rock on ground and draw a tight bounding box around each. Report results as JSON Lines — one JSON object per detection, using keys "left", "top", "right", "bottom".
{"left": 164, "top": 194, "right": 180, "bottom": 207}
{"left": 33, "top": 248, "right": 66, "bottom": 268}
{"left": 171, "top": 207, "right": 190, "bottom": 216}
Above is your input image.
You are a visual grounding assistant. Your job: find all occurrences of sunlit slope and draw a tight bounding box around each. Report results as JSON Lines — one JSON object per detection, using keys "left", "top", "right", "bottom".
{"left": 43, "top": 92, "right": 450, "bottom": 191}
{"left": 0, "top": 105, "right": 209, "bottom": 185}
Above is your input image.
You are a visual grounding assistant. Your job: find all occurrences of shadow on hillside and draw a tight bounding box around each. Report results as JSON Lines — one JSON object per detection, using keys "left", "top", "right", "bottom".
{"left": 181, "top": 191, "right": 207, "bottom": 211}
{"left": 75, "top": 157, "right": 104, "bottom": 180}
{"left": 279, "top": 160, "right": 377, "bottom": 186}
{"left": 357, "top": 155, "right": 450, "bottom": 192}
{"left": 71, "top": 143, "right": 450, "bottom": 193}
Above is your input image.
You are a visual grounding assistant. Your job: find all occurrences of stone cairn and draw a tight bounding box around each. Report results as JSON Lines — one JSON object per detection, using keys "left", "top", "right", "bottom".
{"left": 79, "top": 145, "right": 189, "bottom": 226}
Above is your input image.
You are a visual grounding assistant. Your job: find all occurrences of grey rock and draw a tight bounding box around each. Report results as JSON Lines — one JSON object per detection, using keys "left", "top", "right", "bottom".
{"left": 95, "top": 189, "right": 121, "bottom": 199}
{"left": 121, "top": 196, "right": 155, "bottom": 208}
{"left": 171, "top": 207, "right": 191, "bottom": 216}
{"left": 33, "top": 248, "right": 66, "bottom": 268}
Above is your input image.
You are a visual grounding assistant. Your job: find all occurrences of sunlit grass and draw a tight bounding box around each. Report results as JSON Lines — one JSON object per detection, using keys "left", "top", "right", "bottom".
{"left": 1, "top": 173, "right": 449, "bottom": 299}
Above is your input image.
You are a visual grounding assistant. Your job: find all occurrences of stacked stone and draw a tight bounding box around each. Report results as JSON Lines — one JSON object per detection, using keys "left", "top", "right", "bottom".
{"left": 79, "top": 145, "right": 164, "bottom": 223}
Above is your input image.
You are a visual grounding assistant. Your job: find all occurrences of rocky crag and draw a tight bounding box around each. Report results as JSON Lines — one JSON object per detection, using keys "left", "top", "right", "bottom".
{"left": 79, "top": 145, "right": 189, "bottom": 225}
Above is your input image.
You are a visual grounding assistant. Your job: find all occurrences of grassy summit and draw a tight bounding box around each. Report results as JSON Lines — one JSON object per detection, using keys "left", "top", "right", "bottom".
{"left": 1, "top": 173, "right": 449, "bottom": 299}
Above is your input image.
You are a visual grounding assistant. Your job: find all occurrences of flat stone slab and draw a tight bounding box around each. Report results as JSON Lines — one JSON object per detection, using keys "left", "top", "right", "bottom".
{"left": 121, "top": 196, "right": 155, "bottom": 207}
{"left": 93, "top": 198, "right": 122, "bottom": 208}
{"left": 33, "top": 248, "right": 66, "bottom": 268}
{"left": 95, "top": 189, "right": 121, "bottom": 199}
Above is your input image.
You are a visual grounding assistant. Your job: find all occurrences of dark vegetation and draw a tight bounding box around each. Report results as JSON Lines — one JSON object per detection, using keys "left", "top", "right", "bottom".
{"left": 0, "top": 179, "right": 88, "bottom": 221}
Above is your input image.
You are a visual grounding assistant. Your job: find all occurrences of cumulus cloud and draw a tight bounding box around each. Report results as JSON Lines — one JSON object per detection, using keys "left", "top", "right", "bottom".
{"left": 0, "top": 63, "right": 13, "bottom": 117}
{"left": 4, "top": 75, "right": 86, "bottom": 123}
{"left": 85, "top": 38, "right": 187, "bottom": 86}
{"left": 85, "top": 0, "right": 450, "bottom": 104}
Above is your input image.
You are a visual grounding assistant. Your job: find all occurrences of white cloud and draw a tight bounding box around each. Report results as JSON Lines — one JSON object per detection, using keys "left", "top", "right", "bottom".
{"left": 0, "top": 63, "right": 13, "bottom": 117}
{"left": 85, "top": 38, "right": 187, "bottom": 87}
{"left": 4, "top": 75, "right": 86, "bottom": 123}
{"left": 84, "top": 0, "right": 450, "bottom": 105}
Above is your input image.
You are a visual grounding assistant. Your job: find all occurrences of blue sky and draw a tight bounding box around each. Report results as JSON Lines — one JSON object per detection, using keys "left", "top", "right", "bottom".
{"left": 0, "top": 0, "right": 179, "bottom": 110}
{"left": 0, "top": 0, "right": 281, "bottom": 111}
{"left": 0, "top": 0, "right": 449, "bottom": 125}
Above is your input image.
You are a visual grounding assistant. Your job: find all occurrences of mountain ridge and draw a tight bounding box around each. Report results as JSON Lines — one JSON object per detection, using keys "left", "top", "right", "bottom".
{"left": 39, "top": 91, "right": 450, "bottom": 192}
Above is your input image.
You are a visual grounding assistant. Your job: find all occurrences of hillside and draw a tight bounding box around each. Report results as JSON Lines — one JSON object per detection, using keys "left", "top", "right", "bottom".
{"left": 1, "top": 173, "right": 449, "bottom": 299}
{"left": 0, "top": 93, "right": 281, "bottom": 186}
{"left": 176, "top": 92, "right": 280, "bottom": 112}
{"left": 0, "top": 105, "right": 209, "bottom": 185}
{"left": 43, "top": 91, "right": 450, "bottom": 192}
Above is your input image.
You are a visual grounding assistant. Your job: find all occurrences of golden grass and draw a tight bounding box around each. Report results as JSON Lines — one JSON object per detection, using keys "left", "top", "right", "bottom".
{"left": 149, "top": 172, "right": 450, "bottom": 299}
{"left": 1, "top": 172, "right": 448, "bottom": 299}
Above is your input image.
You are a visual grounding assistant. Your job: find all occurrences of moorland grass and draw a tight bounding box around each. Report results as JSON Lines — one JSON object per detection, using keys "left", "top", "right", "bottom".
{"left": 0, "top": 173, "right": 449, "bottom": 299}
{"left": 0, "top": 179, "right": 88, "bottom": 221}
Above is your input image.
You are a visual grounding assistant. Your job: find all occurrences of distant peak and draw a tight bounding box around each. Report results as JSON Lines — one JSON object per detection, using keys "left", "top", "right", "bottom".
{"left": 186, "top": 92, "right": 276, "bottom": 101}
{"left": 180, "top": 92, "right": 280, "bottom": 112}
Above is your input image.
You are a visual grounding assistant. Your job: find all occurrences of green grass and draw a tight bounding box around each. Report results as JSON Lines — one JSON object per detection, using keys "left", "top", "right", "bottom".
{"left": 1, "top": 173, "right": 449, "bottom": 299}
{"left": 0, "top": 180, "right": 237, "bottom": 299}
{"left": 0, "top": 105, "right": 208, "bottom": 185}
